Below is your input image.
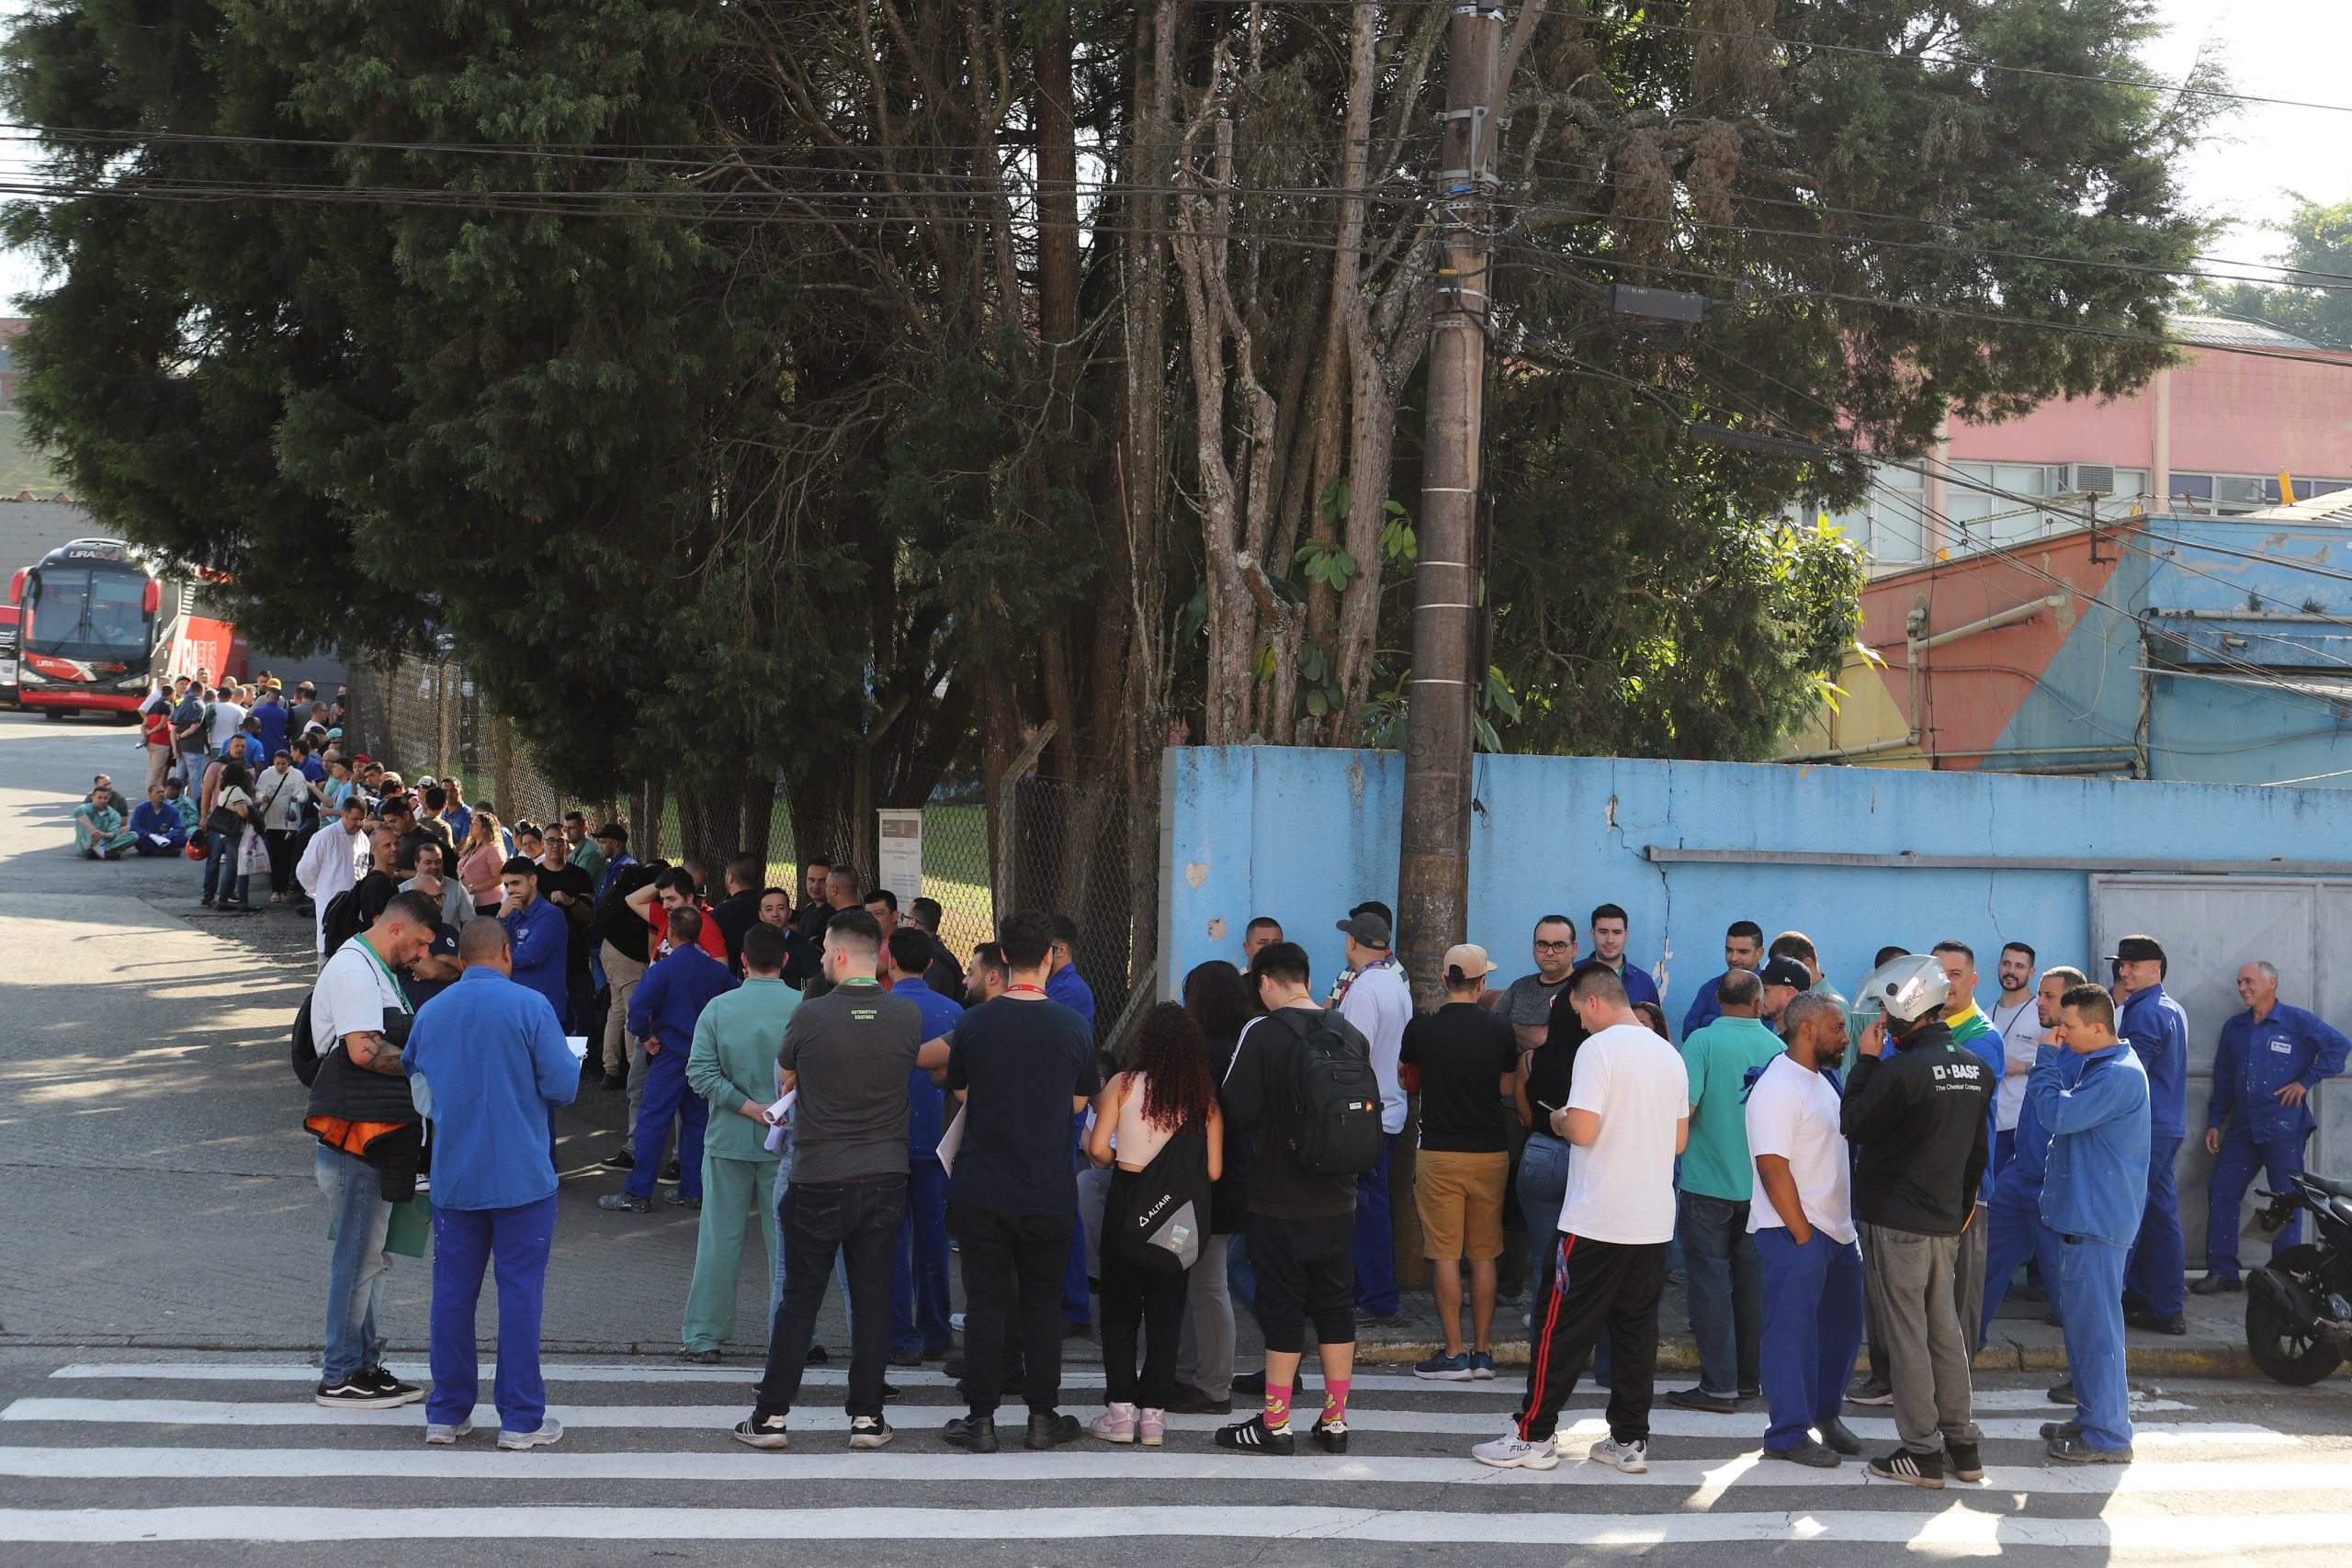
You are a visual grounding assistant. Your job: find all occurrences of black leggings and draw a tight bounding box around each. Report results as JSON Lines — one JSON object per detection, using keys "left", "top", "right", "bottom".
{"left": 1100, "top": 1168, "right": 1192, "bottom": 1408}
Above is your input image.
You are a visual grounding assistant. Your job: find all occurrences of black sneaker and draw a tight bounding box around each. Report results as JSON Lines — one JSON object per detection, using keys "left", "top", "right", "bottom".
{"left": 882, "top": 1382, "right": 903, "bottom": 1404}
{"left": 2189, "top": 1272, "right": 2243, "bottom": 1296}
{"left": 2041, "top": 1419, "right": 2080, "bottom": 1441}
{"left": 663, "top": 1188, "right": 702, "bottom": 1210}
{"left": 1867, "top": 1447, "right": 1945, "bottom": 1489}
{"left": 1168, "top": 1384, "right": 1232, "bottom": 1415}
{"left": 357, "top": 1367, "right": 422, "bottom": 1406}
{"left": 1025, "top": 1412, "right": 1081, "bottom": 1450}
{"left": 314, "top": 1376, "right": 409, "bottom": 1411}
{"left": 1946, "top": 1439, "right": 1984, "bottom": 1483}
{"left": 731, "top": 1415, "right": 789, "bottom": 1450}
{"left": 888, "top": 1348, "right": 924, "bottom": 1368}
{"left": 603, "top": 1149, "right": 637, "bottom": 1172}
{"left": 597, "top": 1191, "right": 650, "bottom": 1213}
{"left": 2046, "top": 1435, "right": 2133, "bottom": 1464}
{"left": 678, "top": 1348, "right": 722, "bottom": 1365}
{"left": 1311, "top": 1414, "right": 1349, "bottom": 1454}
{"left": 807, "top": 1343, "right": 829, "bottom": 1363}
{"left": 2125, "top": 1307, "right": 2188, "bottom": 1336}
{"left": 1213, "top": 1413, "right": 1295, "bottom": 1455}
{"left": 1666, "top": 1386, "right": 1738, "bottom": 1415}
{"left": 600, "top": 1072, "right": 626, "bottom": 1091}
{"left": 941, "top": 1414, "right": 999, "bottom": 1453}
{"left": 1846, "top": 1376, "right": 1895, "bottom": 1406}
{"left": 1764, "top": 1439, "right": 1841, "bottom": 1469}
{"left": 662, "top": 1159, "right": 682, "bottom": 1183}
{"left": 2045, "top": 1379, "right": 2076, "bottom": 1404}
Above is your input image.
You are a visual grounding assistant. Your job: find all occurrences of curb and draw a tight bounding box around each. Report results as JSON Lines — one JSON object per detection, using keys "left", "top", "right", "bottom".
{"left": 1349, "top": 1337, "right": 2264, "bottom": 1380}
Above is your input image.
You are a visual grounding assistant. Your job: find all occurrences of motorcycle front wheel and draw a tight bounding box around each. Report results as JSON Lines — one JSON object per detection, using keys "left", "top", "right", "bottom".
{"left": 2246, "top": 1243, "right": 2346, "bottom": 1386}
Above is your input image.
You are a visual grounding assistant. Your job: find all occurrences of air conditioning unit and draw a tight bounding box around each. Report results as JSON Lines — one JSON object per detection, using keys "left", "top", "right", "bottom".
{"left": 2047, "top": 463, "right": 2117, "bottom": 498}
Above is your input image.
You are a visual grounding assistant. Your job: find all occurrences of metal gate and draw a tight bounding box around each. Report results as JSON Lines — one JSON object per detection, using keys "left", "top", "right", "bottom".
{"left": 2089, "top": 874, "right": 2351, "bottom": 1266}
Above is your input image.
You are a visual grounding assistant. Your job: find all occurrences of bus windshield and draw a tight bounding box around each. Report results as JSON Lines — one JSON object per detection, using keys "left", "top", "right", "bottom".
{"left": 27, "top": 568, "right": 152, "bottom": 664}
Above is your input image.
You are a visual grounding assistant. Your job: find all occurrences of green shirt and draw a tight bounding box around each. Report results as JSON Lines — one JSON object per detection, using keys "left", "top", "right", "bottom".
{"left": 568, "top": 840, "right": 608, "bottom": 883}
{"left": 1679, "top": 1015, "right": 1787, "bottom": 1201}
{"left": 684, "top": 976, "right": 797, "bottom": 1161}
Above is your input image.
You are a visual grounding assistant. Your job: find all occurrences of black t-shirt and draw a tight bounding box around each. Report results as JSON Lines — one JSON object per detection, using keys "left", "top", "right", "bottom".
{"left": 1400, "top": 1001, "right": 1519, "bottom": 1153}
{"left": 1522, "top": 993, "right": 1591, "bottom": 1124}
{"left": 945, "top": 997, "right": 1101, "bottom": 1215}
{"left": 709, "top": 889, "right": 761, "bottom": 971}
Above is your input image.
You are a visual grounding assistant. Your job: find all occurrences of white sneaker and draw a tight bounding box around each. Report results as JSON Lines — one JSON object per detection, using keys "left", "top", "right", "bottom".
{"left": 1472, "top": 1431, "right": 1560, "bottom": 1471}
{"left": 496, "top": 1417, "right": 564, "bottom": 1450}
{"left": 1589, "top": 1437, "right": 1648, "bottom": 1473}
{"left": 849, "top": 1416, "right": 895, "bottom": 1450}
{"left": 423, "top": 1420, "right": 472, "bottom": 1445}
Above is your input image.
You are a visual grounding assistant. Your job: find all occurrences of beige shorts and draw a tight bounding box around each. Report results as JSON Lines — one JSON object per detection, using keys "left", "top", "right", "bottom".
{"left": 1415, "top": 1148, "right": 1510, "bottom": 1261}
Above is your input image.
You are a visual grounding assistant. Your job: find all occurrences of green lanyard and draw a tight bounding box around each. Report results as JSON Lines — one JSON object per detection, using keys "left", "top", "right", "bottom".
{"left": 353, "top": 934, "right": 413, "bottom": 1014}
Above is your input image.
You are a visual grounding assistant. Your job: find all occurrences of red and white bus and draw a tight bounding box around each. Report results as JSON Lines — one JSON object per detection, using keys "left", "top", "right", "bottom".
{"left": 6, "top": 537, "right": 243, "bottom": 718}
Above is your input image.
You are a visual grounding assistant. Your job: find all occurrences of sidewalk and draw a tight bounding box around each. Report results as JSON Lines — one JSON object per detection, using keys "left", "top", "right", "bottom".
{"left": 0, "top": 712, "right": 2271, "bottom": 1381}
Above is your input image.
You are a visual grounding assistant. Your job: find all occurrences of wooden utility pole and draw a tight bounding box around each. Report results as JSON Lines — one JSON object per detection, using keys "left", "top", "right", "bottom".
{"left": 1396, "top": 4, "right": 1507, "bottom": 1009}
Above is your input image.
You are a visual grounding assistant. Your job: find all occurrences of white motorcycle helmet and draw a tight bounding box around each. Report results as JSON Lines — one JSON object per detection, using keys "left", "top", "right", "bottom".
{"left": 1855, "top": 953, "right": 1953, "bottom": 1028}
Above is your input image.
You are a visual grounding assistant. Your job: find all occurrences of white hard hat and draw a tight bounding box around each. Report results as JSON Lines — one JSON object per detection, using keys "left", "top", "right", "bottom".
{"left": 1856, "top": 953, "right": 1953, "bottom": 1028}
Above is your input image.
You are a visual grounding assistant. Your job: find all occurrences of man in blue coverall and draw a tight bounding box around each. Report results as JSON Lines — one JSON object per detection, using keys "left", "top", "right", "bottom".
{"left": 2192, "top": 960, "right": 2350, "bottom": 1293}
{"left": 2110, "top": 936, "right": 2190, "bottom": 1334}
{"left": 601, "top": 906, "right": 738, "bottom": 1213}
{"left": 499, "top": 858, "right": 572, "bottom": 1030}
{"left": 2036, "top": 981, "right": 2151, "bottom": 1464}
{"left": 1979, "top": 965, "right": 2087, "bottom": 1345}
{"left": 886, "top": 925, "right": 965, "bottom": 1363}
{"left": 1047, "top": 914, "right": 1098, "bottom": 1333}
{"left": 1679, "top": 919, "right": 1764, "bottom": 1042}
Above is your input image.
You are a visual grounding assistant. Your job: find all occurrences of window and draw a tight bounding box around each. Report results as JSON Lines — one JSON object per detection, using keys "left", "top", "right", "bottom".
{"left": 2163, "top": 474, "right": 2352, "bottom": 515}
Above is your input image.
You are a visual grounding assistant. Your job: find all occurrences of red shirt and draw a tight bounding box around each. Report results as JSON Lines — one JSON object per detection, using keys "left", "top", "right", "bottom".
{"left": 648, "top": 897, "right": 729, "bottom": 964}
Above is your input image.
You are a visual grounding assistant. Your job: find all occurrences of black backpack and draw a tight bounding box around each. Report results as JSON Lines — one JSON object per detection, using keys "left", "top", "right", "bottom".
{"left": 291, "top": 993, "right": 322, "bottom": 1086}
{"left": 1105, "top": 1124, "right": 1213, "bottom": 1276}
{"left": 1270, "top": 1007, "right": 1384, "bottom": 1176}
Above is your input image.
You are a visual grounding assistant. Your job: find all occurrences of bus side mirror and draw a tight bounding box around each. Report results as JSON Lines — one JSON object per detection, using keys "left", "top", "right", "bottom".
{"left": 142, "top": 578, "right": 160, "bottom": 615}
{"left": 6, "top": 570, "right": 20, "bottom": 606}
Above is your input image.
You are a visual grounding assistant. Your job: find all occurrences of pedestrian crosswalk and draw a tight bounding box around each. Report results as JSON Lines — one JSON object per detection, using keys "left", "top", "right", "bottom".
{"left": 0, "top": 1359, "right": 2340, "bottom": 1551}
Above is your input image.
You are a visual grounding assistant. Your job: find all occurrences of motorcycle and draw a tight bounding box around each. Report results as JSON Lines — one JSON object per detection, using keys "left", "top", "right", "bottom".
{"left": 2245, "top": 1170, "right": 2352, "bottom": 1385}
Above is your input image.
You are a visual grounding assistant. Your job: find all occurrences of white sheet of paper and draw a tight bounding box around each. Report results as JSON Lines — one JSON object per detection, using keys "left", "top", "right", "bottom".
{"left": 933, "top": 1106, "right": 966, "bottom": 1175}
{"left": 762, "top": 1089, "right": 798, "bottom": 1154}
{"left": 562, "top": 1035, "right": 589, "bottom": 1063}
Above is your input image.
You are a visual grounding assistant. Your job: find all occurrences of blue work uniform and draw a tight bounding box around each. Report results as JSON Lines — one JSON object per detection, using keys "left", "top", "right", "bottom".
{"left": 1614, "top": 958, "right": 1662, "bottom": 1011}
{"left": 889, "top": 976, "right": 965, "bottom": 1358}
{"left": 1046, "top": 960, "right": 1100, "bottom": 1326}
{"left": 1980, "top": 1043, "right": 2079, "bottom": 1342}
{"left": 502, "top": 895, "right": 572, "bottom": 1031}
{"left": 1681, "top": 972, "right": 1732, "bottom": 1042}
{"left": 2035, "top": 1041, "right": 2152, "bottom": 1454}
{"left": 2119, "top": 985, "right": 2190, "bottom": 1319}
{"left": 129, "top": 799, "right": 187, "bottom": 855}
{"left": 402, "top": 966, "right": 579, "bottom": 1437}
{"left": 2205, "top": 1001, "right": 2350, "bottom": 1274}
{"left": 625, "top": 944, "right": 738, "bottom": 1201}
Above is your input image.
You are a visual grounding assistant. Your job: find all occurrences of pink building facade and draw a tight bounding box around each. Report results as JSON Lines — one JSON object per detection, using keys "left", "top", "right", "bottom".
{"left": 1829, "top": 316, "right": 2352, "bottom": 569}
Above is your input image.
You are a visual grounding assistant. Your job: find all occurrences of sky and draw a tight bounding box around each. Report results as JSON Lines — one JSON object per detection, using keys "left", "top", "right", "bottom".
{"left": 0, "top": 1, "right": 2345, "bottom": 310}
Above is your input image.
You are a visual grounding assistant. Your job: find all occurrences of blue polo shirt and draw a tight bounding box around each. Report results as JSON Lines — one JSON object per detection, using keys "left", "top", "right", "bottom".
{"left": 1680, "top": 972, "right": 1731, "bottom": 1042}
{"left": 502, "top": 895, "right": 571, "bottom": 1029}
{"left": 401, "top": 967, "right": 580, "bottom": 1210}
{"left": 2120, "top": 984, "right": 2190, "bottom": 1141}
{"left": 629, "top": 943, "right": 739, "bottom": 1055}
{"left": 891, "top": 976, "right": 967, "bottom": 1159}
{"left": 1047, "top": 963, "right": 1096, "bottom": 1034}
{"left": 2034, "top": 1041, "right": 2152, "bottom": 1247}
{"left": 2211, "top": 1001, "right": 2351, "bottom": 1143}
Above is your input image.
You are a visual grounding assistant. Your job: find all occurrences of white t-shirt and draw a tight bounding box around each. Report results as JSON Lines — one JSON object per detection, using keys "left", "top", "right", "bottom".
{"left": 208, "top": 700, "right": 247, "bottom": 750}
{"left": 311, "top": 936, "right": 408, "bottom": 1056}
{"left": 1558, "top": 1021, "right": 1690, "bottom": 1245}
{"left": 1990, "top": 996, "right": 2042, "bottom": 1133}
{"left": 1744, "top": 1053, "right": 1857, "bottom": 1244}
{"left": 1337, "top": 959, "right": 1412, "bottom": 1134}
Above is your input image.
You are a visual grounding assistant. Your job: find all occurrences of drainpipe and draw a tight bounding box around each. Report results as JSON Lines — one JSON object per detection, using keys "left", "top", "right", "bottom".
{"left": 2153, "top": 367, "right": 2173, "bottom": 509}
{"left": 1775, "top": 735, "right": 1921, "bottom": 764}
{"left": 2135, "top": 629, "right": 2154, "bottom": 780}
{"left": 1911, "top": 594, "right": 2071, "bottom": 653}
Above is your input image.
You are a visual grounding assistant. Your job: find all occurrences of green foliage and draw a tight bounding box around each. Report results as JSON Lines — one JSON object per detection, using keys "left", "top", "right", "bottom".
{"left": 2197, "top": 194, "right": 2352, "bottom": 350}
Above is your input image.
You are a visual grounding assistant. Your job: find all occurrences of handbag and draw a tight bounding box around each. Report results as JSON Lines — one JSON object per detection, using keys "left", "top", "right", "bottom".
{"left": 205, "top": 804, "right": 243, "bottom": 837}
{"left": 1105, "top": 1124, "right": 1212, "bottom": 1276}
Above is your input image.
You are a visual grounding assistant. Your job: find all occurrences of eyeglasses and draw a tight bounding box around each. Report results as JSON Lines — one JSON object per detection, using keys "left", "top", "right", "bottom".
{"left": 1533, "top": 940, "right": 1574, "bottom": 953}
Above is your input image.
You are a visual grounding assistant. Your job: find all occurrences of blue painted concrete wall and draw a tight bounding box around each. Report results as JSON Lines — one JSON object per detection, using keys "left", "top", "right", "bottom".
{"left": 1159, "top": 746, "right": 2352, "bottom": 1014}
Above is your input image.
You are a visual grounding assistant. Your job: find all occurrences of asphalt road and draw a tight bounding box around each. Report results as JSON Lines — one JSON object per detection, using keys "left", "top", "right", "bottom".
{"left": 6, "top": 710, "right": 2351, "bottom": 1562}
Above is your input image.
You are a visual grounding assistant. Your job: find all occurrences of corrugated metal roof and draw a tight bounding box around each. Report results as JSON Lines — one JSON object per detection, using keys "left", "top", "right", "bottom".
{"left": 2233, "top": 489, "right": 2352, "bottom": 527}
{"left": 2170, "top": 313, "right": 2325, "bottom": 349}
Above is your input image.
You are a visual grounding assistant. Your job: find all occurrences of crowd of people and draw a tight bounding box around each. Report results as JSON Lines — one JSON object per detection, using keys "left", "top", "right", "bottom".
{"left": 280, "top": 819, "right": 2350, "bottom": 1477}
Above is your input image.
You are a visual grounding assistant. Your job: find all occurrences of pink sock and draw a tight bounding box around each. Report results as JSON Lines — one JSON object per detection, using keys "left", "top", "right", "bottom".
{"left": 1321, "top": 1378, "right": 1351, "bottom": 1424}
{"left": 1263, "top": 1385, "right": 1293, "bottom": 1429}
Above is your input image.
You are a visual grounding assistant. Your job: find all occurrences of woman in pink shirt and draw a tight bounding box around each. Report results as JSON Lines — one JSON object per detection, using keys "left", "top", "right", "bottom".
{"left": 457, "top": 808, "right": 508, "bottom": 917}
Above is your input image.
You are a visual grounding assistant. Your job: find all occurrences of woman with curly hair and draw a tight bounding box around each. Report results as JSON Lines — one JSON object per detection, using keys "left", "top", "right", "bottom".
{"left": 1084, "top": 1002, "right": 1224, "bottom": 1447}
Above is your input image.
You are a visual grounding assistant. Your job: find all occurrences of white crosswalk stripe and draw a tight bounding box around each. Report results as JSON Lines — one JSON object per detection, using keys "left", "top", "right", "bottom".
{"left": 0, "top": 1359, "right": 2336, "bottom": 1550}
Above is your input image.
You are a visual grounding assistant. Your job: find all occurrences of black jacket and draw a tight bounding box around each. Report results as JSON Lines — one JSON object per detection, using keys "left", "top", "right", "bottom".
{"left": 1840, "top": 1019, "right": 1992, "bottom": 1236}
{"left": 1218, "top": 1007, "right": 1367, "bottom": 1221}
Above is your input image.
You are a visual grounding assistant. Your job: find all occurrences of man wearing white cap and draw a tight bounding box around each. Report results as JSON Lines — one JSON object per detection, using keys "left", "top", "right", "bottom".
{"left": 1401, "top": 943, "right": 1521, "bottom": 1381}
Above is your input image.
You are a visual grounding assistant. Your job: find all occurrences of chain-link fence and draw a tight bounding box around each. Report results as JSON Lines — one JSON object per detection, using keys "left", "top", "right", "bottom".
{"left": 345, "top": 654, "right": 1153, "bottom": 1045}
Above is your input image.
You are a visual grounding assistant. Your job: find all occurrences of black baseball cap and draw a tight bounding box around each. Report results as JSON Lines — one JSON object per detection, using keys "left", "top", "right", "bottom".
{"left": 2105, "top": 935, "right": 2166, "bottom": 965}
{"left": 1336, "top": 911, "right": 1393, "bottom": 949}
{"left": 1758, "top": 955, "right": 1813, "bottom": 989}
{"left": 594, "top": 821, "right": 628, "bottom": 845}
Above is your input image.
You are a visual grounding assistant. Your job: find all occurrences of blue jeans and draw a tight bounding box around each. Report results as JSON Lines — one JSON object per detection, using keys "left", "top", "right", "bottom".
{"left": 891, "top": 1157, "right": 953, "bottom": 1355}
{"left": 202, "top": 829, "right": 245, "bottom": 904}
{"left": 1754, "top": 1226, "right": 1865, "bottom": 1451}
{"left": 1352, "top": 1132, "right": 1398, "bottom": 1315}
{"left": 1678, "top": 1190, "right": 1762, "bottom": 1396}
{"left": 2207, "top": 1131, "right": 2308, "bottom": 1275}
{"left": 2056, "top": 1234, "right": 2133, "bottom": 1451}
{"left": 427, "top": 1194, "right": 558, "bottom": 1433}
{"left": 2125, "top": 1136, "right": 2187, "bottom": 1317}
{"left": 1518, "top": 1134, "right": 1570, "bottom": 1302}
{"left": 314, "top": 1145, "right": 392, "bottom": 1383}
